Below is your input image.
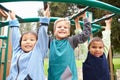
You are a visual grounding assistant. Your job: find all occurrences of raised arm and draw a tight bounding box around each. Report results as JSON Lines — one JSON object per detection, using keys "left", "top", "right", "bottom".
{"left": 71, "top": 11, "right": 91, "bottom": 49}
{"left": 9, "top": 11, "right": 21, "bottom": 54}
{"left": 35, "top": 4, "right": 50, "bottom": 58}
{"left": 74, "top": 11, "right": 88, "bottom": 61}
{"left": 102, "top": 16, "right": 112, "bottom": 58}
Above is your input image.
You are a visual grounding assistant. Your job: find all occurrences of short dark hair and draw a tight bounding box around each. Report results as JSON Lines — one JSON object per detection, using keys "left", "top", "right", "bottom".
{"left": 88, "top": 37, "right": 104, "bottom": 50}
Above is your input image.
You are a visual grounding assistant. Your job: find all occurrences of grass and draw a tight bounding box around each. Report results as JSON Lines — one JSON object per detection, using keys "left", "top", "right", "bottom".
{"left": 44, "top": 58, "right": 49, "bottom": 76}
{"left": 113, "top": 58, "right": 120, "bottom": 71}
{"left": 44, "top": 57, "right": 120, "bottom": 76}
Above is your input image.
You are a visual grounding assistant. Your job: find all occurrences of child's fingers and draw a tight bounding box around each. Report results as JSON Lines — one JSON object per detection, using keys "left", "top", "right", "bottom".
{"left": 47, "top": 3, "right": 50, "bottom": 10}
{"left": 9, "top": 10, "right": 16, "bottom": 20}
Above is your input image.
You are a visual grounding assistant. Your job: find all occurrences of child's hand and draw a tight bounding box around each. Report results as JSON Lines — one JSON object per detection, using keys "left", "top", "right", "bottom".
{"left": 74, "top": 9, "right": 86, "bottom": 22}
{"left": 105, "top": 17, "right": 112, "bottom": 24}
{"left": 43, "top": 3, "right": 50, "bottom": 18}
{"left": 78, "top": 9, "right": 86, "bottom": 19}
{"left": 104, "top": 14, "right": 112, "bottom": 30}
{"left": 103, "top": 14, "right": 112, "bottom": 24}
{"left": 9, "top": 10, "right": 16, "bottom": 20}
{"left": 74, "top": 16, "right": 79, "bottom": 23}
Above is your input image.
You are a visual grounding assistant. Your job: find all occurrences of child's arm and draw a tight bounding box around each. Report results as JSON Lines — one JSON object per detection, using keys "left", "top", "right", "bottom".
{"left": 35, "top": 4, "right": 50, "bottom": 59}
{"left": 70, "top": 12, "right": 91, "bottom": 49}
{"left": 9, "top": 11, "right": 21, "bottom": 54}
{"left": 102, "top": 17, "right": 112, "bottom": 58}
{"left": 74, "top": 13, "right": 88, "bottom": 62}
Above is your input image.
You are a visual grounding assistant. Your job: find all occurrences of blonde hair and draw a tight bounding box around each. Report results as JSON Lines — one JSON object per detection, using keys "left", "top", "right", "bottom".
{"left": 54, "top": 18, "right": 71, "bottom": 30}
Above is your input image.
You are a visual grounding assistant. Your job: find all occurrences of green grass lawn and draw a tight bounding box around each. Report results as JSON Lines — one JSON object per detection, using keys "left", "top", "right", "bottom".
{"left": 44, "top": 58, "right": 49, "bottom": 76}
{"left": 113, "top": 58, "right": 120, "bottom": 71}
{"left": 44, "top": 57, "right": 120, "bottom": 76}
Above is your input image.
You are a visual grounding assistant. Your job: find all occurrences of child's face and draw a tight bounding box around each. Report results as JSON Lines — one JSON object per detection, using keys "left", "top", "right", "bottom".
{"left": 54, "top": 21, "right": 70, "bottom": 40}
{"left": 89, "top": 41, "right": 104, "bottom": 57}
{"left": 21, "top": 33, "right": 37, "bottom": 53}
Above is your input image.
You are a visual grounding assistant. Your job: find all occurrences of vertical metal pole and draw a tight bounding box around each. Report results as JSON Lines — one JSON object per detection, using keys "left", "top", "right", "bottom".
{"left": 3, "top": 27, "right": 9, "bottom": 80}
{"left": 108, "top": 46, "right": 114, "bottom": 80}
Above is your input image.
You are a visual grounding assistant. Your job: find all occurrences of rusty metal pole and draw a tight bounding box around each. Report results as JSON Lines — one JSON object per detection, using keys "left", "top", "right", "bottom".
{"left": 108, "top": 46, "right": 115, "bottom": 80}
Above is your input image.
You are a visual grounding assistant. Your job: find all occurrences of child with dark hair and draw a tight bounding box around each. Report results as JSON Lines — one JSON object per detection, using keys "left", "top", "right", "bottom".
{"left": 83, "top": 36, "right": 110, "bottom": 80}
{"left": 7, "top": 5, "right": 50, "bottom": 80}
{"left": 74, "top": 13, "right": 112, "bottom": 80}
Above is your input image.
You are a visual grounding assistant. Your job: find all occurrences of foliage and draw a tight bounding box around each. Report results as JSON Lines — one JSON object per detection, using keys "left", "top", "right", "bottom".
{"left": 39, "top": 1, "right": 120, "bottom": 53}
{"left": 85, "top": 0, "right": 120, "bottom": 53}
{"left": 100, "top": 0, "right": 120, "bottom": 53}
{"left": 19, "top": 7, "right": 44, "bottom": 34}
{"left": 19, "top": 23, "right": 37, "bottom": 34}
{"left": 50, "top": 2, "right": 67, "bottom": 17}
{"left": 50, "top": 2, "right": 78, "bottom": 17}
{"left": 111, "top": 17, "right": 120, "bottom": 53}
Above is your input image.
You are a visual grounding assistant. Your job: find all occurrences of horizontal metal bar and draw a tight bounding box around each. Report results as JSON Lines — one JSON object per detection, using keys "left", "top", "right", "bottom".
{"left": 0, "top": 0, "right": 120, "bottom": 14}
{"left": 69, "top": 6, "right": 90, "bottom": 20}
{"left": 91, "top": 13, "right": 115, "bottom": 24}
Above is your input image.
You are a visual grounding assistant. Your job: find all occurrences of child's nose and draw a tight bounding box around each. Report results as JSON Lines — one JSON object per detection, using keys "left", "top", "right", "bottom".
{"left": 26, "top": 40, "right": 30, "bottom": 43}
{"left": 61, "top": 27, "right": 64, "bottom": 29}
{"left": 96, "top": 48, "right": 100, "bottom": 51}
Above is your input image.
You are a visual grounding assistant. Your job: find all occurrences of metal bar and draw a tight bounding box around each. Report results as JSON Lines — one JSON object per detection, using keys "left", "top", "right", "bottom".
{"left": 0, "top": 0, "right": 120, "bottom": 14}
{"left": 69, "top": 6, "right": 90, "bottom": 20}
{"left": 0, "top": 17, "right": 102, "bottom": 30}
{"left": 0, "top": 4, "right": 22, "bottom": 20}
{"left": 0, "top": 36, "right": 8, "bottom": 39}
{"left": 108, "top": 47, "right": 115, "bottom": 80}
{"left": 3, "top": 27, "right": 10, "bottom": 80}
{"left": 0, "top": 48, "right": 2, "bottom": 65}
{"left": 91, "top": 13, "right": 115, "bottom": 24}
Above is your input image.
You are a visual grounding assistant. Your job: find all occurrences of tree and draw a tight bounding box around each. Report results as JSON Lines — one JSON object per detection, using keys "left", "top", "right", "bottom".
{"left": 20, "top": 23, "right": 37, "bottom": 34}
{"left": 101, "top": 0, "right": 120, "bottom": 53}
{"left": 37, "top": 1, "right": 120, "bottom": 53}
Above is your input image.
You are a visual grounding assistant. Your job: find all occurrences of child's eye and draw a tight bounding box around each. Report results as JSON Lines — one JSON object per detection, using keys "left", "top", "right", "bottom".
{"left": 30, "top": 39, "right": 35, "bottom": 41}
{"left": 23, "top": 39, "right": 27, "bottom": 41}
{"left": 64, "top": 26, "right": 68, "bottom": 29}
{"left": 99, "top": 46, "right": 103, "bottom": 49}
{"left": 92, "top": 46, "right": 96, "bottom": 48}
{"left": 57, "top": 26, "right": 61, "bottom": 28}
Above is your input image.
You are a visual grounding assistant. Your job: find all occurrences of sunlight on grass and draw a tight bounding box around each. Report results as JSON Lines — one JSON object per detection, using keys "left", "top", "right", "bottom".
{"left": 44, "top": 58, "right": 49, "bottom": 76}
{"left": 76, "top": 59, "right": 82, "bottom": 67}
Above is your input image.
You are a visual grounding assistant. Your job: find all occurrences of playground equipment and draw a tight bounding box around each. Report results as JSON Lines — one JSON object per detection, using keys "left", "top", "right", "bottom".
{"left": 0, "top": 0, "right": 120, "bottom": 80}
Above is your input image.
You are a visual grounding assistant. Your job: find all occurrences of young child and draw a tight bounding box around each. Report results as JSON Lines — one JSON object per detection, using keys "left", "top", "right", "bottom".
{"left": 74, "top": 13, "right": 112, "bottom": 80}
{"left": 83, "top": 37, "right": 110, "bottom": 80}
{"left": 48, "top": 12, "right": 91, "bottom": 80}
{"left": 7, "top": 6, "right": 50, "bottom": 80}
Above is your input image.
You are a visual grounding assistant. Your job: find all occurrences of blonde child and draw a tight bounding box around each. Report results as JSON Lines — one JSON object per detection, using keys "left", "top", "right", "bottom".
{"left": 48, "top": 12, "right": 91, "bottom": 80}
